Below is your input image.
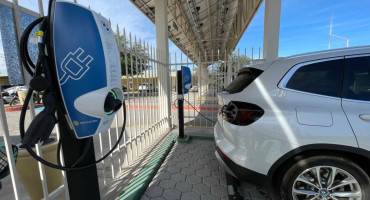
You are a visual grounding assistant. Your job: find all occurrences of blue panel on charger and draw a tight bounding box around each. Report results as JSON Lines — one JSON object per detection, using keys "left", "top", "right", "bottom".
{"left": 53, "top": 2, "right": 107, "bottom": 138}
{"left": 182, "top": 66, "right": 192, "bottom": 94}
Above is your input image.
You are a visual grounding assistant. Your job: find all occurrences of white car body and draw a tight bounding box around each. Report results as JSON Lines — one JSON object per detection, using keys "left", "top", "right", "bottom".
{"left": 138, "top": 84, "right": 156, "bottom": 92}
{"left": 4, "top": 86, "right": 27, "bottom": 95}
{"left": 215, "top": 46, "right": 370, "bottom": 193}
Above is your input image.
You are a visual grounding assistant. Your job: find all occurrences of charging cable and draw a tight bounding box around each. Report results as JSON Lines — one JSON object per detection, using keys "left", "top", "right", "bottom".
{"left": 173, "top": 98, "right": 216, "bottom": 124}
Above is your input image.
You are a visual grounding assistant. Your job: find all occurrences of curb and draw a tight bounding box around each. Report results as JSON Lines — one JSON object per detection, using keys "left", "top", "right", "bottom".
{"left": 118, "top": 133, "right": 177, "bottom": 200}
{"left": 117, "top": 133, "right": 214, "bottom": 200}
{"left": 4, "top": 104, "right": 44, "bottom": 112}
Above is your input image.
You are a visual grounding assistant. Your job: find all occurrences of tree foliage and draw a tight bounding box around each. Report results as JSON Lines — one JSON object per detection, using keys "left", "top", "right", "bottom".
{"left": 209, "top": 52, "right": 251, "bottom": 73}
{"left": 115, "top": 34, "right": 150, "bottom": 76}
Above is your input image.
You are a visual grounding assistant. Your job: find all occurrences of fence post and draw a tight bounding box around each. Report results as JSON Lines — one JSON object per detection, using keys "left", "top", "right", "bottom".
{"left": 176, "top": 70, "right": 184, "bottom": 139}
{"left": 0, "top": 85, "right": 20, "bottom": 199}
{"left": 155, "top": 0, "right": 172, "bottom": 129}
{"left": 227, "top": 55, "right": 233, "bottom": 85}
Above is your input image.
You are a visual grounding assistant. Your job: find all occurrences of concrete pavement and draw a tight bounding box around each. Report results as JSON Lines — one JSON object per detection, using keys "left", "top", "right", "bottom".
{"left": 140, "top": 128, "right": 271, "bottom": 200}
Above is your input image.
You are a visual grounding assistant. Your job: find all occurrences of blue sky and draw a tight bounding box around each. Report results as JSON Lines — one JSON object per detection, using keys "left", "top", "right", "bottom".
{"left": 237, "top": 0, "right": 370, "bottom": 57}
{"left": 17, "top": 0, "right": 370, "bottom": 58}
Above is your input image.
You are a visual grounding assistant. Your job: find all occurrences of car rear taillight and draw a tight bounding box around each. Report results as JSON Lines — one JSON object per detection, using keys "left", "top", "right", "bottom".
{"left": 222, "top": 101, "right": 264, "bottom": 126}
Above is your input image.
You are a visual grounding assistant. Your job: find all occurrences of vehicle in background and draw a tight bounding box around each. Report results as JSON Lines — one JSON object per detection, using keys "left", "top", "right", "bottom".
{"left": 138, "top": 84, "right": 157, "bottom": 92}
{"left": 189, "top": 85, "right": 198, "bottom": 92}
{"left": 5, "top": 86, "right": 27, "bottom": 94}
{"left": 1, "top": 85, "right": 41, "bottom": 105}
{"left": 2, "top": 92, "right": 15, "bottom": 104}
{"left": 215, "top": 46, "right": 370, "bottom": 199}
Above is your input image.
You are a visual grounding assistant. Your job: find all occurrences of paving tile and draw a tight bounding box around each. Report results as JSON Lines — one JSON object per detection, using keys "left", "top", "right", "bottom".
{"left": 180, "top": 167, "right": 196, "bottom": 175}
{"left": 203, "top": 176, "right": 219, "bottom": 187}
{"left": 159, "top": 180, "right": 176, "bottom": 189}
{"left": 201, "top": 194, "right": 221, "bottom": 200}
{"left": 219, "top": 178, "right": 226, "bottom": 186}
{"left": 181, "top": 192, "right": 200, "bottom": 200}
{"left": 156, "top": 172, "right": 171, "bottom": 180}
{"left": 140, "top": 194, "right": 150, "bottom": 200}
{"left": 212, "top": 170, "right": 225, "bottom": 179}
{"left": 175, "top": 181, "right": 192, "bottom": 193}
{"left": 179, "top": 153, "right": 193, "bottom": 159}
{"left": 189, "top": 163, "right": 204, "bottom": 170}
{"left": 152, "top": 197, "right": 166, "bottom": 200}
{"left": 144, "top": 138, "right": 271, "bottom": 200}
{"left": 174, "top": 148, "right": 188, "bottom": 154}
{"left": 204, "top": 164, "right": 219, "bottom": 172}
{"left": 176, "top": 161, "right": 190, "bottom": 168}
{"left": 170, "top": 173, "right": 186, "bottom": 182}
{"left": 186, "top": 174, "right": 202, "bottom": 185}
{"left": 198, "top": 158, "right": 211, "bottom": 165}
{"left": 188, "top": 149, "right": 199, "bottom": 154}
{"left": 162, "top": 160, "right": 177, "bottom": 167}
{"left": 171, "top": 156, "right": 185, "bottom": 162}
{"left": 145, "top": 186, "right": 164, "bottom": 198}
{"left": 196, "top": 169, "right": 211, "bottom": 178}
{"left": 192, "top": 153, "right": 205, "bottom": 159}
{"left": 193, "top": 184, "right": 211, "bottom": 195}
{"left": 162, "top": 189, "right": 181, "bottom": 200}
{"left": 211, "top": 185, "right": 228, "bottom": 198}
{"left": 167, "top": 166, "right": 182, "bottom": 173}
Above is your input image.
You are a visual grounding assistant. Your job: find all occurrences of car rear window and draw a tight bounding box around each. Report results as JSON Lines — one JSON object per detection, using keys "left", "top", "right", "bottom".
{"left": 286, "top": 59, "right": 342, "bottom": 97}
{"left": 223, "top": 67, "right": 263, "bottom": 94}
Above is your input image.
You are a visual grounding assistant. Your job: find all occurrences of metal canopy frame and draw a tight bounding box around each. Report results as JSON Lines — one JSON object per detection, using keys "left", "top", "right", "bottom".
{"left": 129, "top": 0, "right": 263, "bottom": 62}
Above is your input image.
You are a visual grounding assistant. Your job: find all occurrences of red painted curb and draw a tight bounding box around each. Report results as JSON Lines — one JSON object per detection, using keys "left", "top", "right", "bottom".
{"left": 123, "top": 105, "right": 217, "bottom": 111}
{"left": 5, "top": 104, "right": 44, "bottom": 112}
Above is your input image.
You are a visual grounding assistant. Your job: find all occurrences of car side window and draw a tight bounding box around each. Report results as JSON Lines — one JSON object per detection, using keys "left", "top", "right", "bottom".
{"left": 285, "top": 59, "right": 343, "bottom": 97}
{"left": 342, "top": 56, "right": 370, "bottom": 101}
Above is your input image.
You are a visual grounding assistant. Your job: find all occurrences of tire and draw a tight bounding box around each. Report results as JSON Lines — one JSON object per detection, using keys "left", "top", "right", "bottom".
{"left": 280, "top": 155, "right": 370, "bottom": 200}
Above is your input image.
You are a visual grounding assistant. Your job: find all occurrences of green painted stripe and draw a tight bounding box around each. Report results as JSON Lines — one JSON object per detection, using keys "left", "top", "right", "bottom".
{"left": 118, "top": 133, "right": 177, "bottom": 200}
{"left": 188, "top": 133, "right": 214, "bottom": 141}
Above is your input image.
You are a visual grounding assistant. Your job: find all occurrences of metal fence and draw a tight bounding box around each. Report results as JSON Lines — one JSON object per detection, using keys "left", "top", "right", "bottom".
{"left": 0, "top": 1, "right": 264, "bottom": 199}
{"left": 0, "top": 1, "right": 171, "bottom": 199}
{"left": 170, "top": 48, "right": 263, "bottom": 128}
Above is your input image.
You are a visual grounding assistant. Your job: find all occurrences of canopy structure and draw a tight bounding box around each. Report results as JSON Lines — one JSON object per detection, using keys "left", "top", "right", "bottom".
{"left": 129, "top": 0, "right": 263, "bottom": 62}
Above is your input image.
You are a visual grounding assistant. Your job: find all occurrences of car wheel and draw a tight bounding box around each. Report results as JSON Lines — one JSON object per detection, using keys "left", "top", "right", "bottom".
{"left": 280, "top": 155, "right": 370, "bottom": 200}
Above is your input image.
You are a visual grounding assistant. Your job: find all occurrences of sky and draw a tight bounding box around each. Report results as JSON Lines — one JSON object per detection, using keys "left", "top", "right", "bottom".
{"left": 237, "top": 0, "right": 370, "bottom": 57}
{"left": 14, "top": 0, "right": 370, "bottom": 59}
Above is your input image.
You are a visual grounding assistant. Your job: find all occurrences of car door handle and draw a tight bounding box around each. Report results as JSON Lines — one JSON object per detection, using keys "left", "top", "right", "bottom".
{"left": 359, "top": 114, "right": 370, "bottom": 121}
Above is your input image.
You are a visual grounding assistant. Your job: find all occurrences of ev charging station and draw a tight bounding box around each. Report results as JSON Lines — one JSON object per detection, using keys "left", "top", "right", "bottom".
{"left": 18, "top": 1, "right": 125, "bottom": 199}
{"left": 177, "top": 66, "right": 192, "bottom": 140}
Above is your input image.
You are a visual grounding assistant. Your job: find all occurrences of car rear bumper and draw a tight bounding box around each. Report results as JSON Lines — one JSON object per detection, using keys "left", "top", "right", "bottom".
{"left": 215, "top": 146, "right": 272, "bottom": 188}
{"left": 214, "top": 122, "right": 272, "bottom": 188}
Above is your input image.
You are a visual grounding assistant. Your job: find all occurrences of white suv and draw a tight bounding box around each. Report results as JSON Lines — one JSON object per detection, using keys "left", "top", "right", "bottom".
{"left": 215, "top": 46, "right": 370, "bottom": 200}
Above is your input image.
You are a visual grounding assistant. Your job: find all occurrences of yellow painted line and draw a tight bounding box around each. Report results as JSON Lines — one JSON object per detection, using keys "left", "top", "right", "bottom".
{"left": 195, "top": 97, "right": 218, "bottom": 101}
{"left": 184, "top": 126, "right": 213, "bottom": 129}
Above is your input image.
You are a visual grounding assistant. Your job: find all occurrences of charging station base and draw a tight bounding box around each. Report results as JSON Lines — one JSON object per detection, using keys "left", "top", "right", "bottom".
{"left": 175, "top": 135, "right": 190, "bottom": 143}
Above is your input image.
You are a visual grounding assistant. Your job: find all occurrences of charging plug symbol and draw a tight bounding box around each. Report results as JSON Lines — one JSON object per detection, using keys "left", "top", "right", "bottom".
{"left": 59, "top": 47, "right": 93, "bottom": 85}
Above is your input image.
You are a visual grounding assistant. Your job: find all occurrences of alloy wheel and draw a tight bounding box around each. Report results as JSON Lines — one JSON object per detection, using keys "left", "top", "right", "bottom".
{"left": 292, "top": 166, "right": 362, "bottom": 200}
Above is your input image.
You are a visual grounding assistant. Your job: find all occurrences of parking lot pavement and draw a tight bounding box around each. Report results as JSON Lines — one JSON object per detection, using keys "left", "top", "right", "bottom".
{"left": 141, "top": 138, "right": 271, "bottom": 200}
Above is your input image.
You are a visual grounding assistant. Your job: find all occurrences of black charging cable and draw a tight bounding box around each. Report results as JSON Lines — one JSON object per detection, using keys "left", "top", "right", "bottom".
{"left": 19, "top": 0, "right": 126, "bottom": 171}
{"left": 173, "top": 98, "right": 216, "bottom": 124}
